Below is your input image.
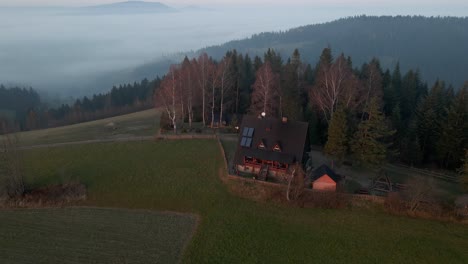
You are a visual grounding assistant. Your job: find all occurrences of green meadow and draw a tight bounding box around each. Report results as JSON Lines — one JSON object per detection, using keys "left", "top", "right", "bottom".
{"left": 11, "top": 109, "right": 159, "bottom": 147}
{"left": 0, "top": 208, "right": 196, "bottom": 264}
{"left": 0, "top": 140, "right": 464, "bottom": 263}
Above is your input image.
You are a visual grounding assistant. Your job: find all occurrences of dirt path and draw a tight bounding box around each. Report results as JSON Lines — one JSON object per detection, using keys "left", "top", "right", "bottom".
{"left": 19, "top": 136, "right": 155, "bottom": 150}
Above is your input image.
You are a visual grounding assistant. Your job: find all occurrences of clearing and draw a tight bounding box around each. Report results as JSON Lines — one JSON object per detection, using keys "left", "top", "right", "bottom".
{"left": 0, "top": 207, "right": 196, "bottom": 264}
{"left": 10, "top": 140, "right": 468, "bottom": 263}
{"left": 11, "top": 109, "right": 159, "bottom": 147}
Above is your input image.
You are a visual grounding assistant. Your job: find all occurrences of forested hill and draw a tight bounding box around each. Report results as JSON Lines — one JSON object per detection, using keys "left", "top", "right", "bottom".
{"left": 200, "top": 16, "right": 468, "bottom": 87}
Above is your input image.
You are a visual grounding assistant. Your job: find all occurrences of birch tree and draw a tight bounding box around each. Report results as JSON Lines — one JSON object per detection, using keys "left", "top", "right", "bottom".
{"left": 218, "top": 55, "right": 234, "bottom": 125}
{"left": 309, "top": 54, "right": 360, "bottom": 123}
{"left": 155, "top": 65, "right": 180, "bottom": 133}
{"left": 181, "top": 57, "right": 195, "bottom": 128}
{"left": 249, "top": 62, "right": 279, "bottom": 117}
{"left": 195, "top": 53, "right": 212, "bottom": 127}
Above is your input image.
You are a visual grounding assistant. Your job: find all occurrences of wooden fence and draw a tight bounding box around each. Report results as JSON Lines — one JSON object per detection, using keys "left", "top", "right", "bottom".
{"left": 387, "top": 163, "right": 459, "bottom": 183}
{"left": 156, "top": 134, "right": 217, "bottom": 140}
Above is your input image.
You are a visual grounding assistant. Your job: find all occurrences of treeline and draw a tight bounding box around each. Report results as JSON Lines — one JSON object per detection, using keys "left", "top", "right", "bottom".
{"left": 0, "top": 78, "right": 160, "bottom": 130}
{"left": 0, "top": 85, "right": 42, "bottom": 131}
{"left": 155, "top": 48, "right": 467, "bottom": 171}
{"left": 202, "top": 16, "right": 468, "bottom": 88}
{"left": 47, "top": 78, "right": 160, "bottom": 127}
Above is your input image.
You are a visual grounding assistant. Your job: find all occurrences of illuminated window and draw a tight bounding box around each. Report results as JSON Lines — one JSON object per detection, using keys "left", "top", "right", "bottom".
{"left": 273, "top": 142, "right": 281, "bottom": 152}
{"left": 258, "top": 139, "right": 266, "bottom": 149}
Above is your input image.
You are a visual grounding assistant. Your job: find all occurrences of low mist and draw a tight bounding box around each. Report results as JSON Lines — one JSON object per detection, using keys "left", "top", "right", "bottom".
{"left": 0, "top": 4, "right": 465, "bottom": 99}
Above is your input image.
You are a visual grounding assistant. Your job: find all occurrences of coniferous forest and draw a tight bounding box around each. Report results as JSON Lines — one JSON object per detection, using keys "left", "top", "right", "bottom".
{"left": 1, "top": 47, "right": 467, "bottom": 171}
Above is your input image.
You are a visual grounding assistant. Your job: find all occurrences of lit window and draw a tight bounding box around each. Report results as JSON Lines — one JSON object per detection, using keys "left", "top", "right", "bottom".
{"left": 273, "top": 143, "right": 281, "bottom": 152}
{"left": 258, "top": 139, "right": 266, "bottom": 149}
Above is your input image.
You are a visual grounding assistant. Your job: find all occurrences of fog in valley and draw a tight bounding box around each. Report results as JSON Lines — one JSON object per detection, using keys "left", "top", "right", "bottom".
{"left": 1, "top": 3, "right": 466, "bottom": 100}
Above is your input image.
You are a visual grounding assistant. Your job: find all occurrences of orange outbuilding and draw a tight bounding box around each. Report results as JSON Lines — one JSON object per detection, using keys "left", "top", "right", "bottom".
{"left": 311, "top": 165, "right": 341, "bottom": 192}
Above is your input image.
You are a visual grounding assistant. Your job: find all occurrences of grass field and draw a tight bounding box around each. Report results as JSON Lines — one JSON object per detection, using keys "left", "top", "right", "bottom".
{"left": 9, "top": 140, "right": 467, "bottom": 263}
{"left": 0, "top": 207, "right": 196, "bottom": 264}
{"left": 12, "top": 109, "right": 159, "bottom": 146}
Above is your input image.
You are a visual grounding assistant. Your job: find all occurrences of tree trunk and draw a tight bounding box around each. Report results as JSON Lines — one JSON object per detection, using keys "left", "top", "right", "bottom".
{"left": 202, "top": 87, "right": 206, "bottom": 127}
{"left": 220, "top": 82, "right": 224, "bottom": 126}
{"left": 211, "top": 87, "right": 215, "bottom": 128}
{"left": 235, "top": 80, "right": 239, "bottom": 114}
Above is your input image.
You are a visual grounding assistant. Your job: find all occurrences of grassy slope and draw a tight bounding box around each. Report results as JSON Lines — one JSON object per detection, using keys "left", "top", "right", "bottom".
{"left": 19, "top": 140, "right": 468, "bottom": 263}
{"left": 14, "top": 109, "right": 159, "bottom": 146}
{"left": 0, "top": 208, "right": 196, "bottom": 264}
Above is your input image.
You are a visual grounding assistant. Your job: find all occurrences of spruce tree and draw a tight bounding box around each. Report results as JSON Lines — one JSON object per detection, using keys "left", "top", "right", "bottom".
{"left": 461, "top": 150, "right": 468, "bottom": 192}
{"left": 280, "top": 50, "right": 303, "bottom": 120}
{"left": 400, "top": 120, "right": 423, "bottom": 166}
{"left": 415, "top": 80, "right": 447, "bottom": 162}
{"left": 324, "top": 107, "right": 348, "bottom": 162}
{"left": 351, "top": 97, "right": 395, "bottom": 168}
{"left": 436, "top": 86, "right": 468, "bottom": 168}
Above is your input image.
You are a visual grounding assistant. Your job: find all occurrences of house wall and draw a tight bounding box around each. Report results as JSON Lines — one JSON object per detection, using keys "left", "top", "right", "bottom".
{"left": 237, "top": 164, "right": 260, "bottom": 174}
{"left": 312, "top": 175, "right": 336, "bottom": 192}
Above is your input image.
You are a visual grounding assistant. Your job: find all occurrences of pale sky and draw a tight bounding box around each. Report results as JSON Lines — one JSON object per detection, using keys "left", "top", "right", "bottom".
{"left": 2, "top": 0, "right": 468, "bottom": 8}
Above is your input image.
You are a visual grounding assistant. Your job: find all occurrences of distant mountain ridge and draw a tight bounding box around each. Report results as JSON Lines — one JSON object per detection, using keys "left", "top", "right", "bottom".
{"left": 197, "top": 15, "right": 468, "bottom": 87}
{"left": 84, "top": 1, "right": 175, "bottom": 13}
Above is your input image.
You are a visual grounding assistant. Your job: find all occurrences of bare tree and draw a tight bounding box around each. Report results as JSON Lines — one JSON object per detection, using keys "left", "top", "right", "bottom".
{"left": 403, "top": 177, "right": 436, "bottom": 212}
{"left": 0, "top": 122, "right": 25, "bottom": 198}
{"left": 155, "top": 65, "right": 180, "bottom": 133}
{"left": 195, "top": 53, "right": 213, "bottom": 127}
{"left": 218, "top": 55, "right": 234, "bottom": 125}
{"left": 286, "top": 163, "right": 306, "bottom": 202}
{"left": 250, "top": 62, "right": 280, "bottom": 117}
{"left": 309, "top": 54, "right": 361, "bottom": 123}
{"left": 180, "top": 58, "right": 196, "bottom": 128}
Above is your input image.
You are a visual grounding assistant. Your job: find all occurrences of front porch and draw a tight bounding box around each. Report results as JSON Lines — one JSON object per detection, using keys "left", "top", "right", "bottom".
{"left": 236, "top": 156, "right": 291, "bottom": 182}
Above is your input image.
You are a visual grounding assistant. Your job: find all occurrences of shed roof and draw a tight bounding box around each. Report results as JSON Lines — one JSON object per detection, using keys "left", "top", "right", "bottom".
{"left": 312, "top": 164, "right": 341, "bottom": 183}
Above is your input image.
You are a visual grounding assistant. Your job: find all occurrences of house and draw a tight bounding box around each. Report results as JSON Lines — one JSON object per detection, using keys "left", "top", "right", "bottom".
{"left": 233, "top": 115, "right": 309, "bottom": 181}
{"left": 311, "top": 165, "right": 342, "bottom": 192}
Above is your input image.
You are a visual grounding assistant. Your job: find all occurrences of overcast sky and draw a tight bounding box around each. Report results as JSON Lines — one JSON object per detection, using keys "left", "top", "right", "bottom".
{"left": 2, "top": 0, "right": 468, "bottom": 8}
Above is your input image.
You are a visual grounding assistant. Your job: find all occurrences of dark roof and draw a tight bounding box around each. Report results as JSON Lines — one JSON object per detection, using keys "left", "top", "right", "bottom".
{"left": 312, "top": 165, "right": 341, "bottom": 182}
{"left": 234, "top": 115, "right": 308, "bottom": 165}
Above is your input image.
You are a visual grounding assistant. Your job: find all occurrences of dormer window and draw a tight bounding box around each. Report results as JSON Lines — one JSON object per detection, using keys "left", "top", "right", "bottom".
{"left": 273, "top": 142, "right": 282, "bottom": 152}
{"left": 258, "top": 139, "right": 266, "bottom": 149}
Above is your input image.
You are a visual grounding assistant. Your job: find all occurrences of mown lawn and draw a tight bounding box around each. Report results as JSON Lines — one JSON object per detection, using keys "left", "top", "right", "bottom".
{"left": 11, "top": 109, "right": 159, "bottom": 147}
{"left": 14, "top": 140, "right": 468, "bottom": 263}
{"left": 0, "top": 208, "right": 196, "bottom": 264}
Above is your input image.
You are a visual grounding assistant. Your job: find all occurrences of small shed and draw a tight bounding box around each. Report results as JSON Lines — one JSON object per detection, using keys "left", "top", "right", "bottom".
{"left": 311, "top": 165, "right": 341, "bottom": 192}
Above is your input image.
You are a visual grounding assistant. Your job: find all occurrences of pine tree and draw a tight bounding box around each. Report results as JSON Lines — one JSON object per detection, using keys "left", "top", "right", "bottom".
{"left": 324, "top": 107, "right": 348, "bottom": 162}
{"left": 436, "top": 86, "right": 467, "bottom": 168}
{"left": 280, "top": 50, "right": 303, "bottom": 120}
{"left": 263, "top": 48, "right": 283, "bottom": 73}
{"left": 317, "top": 47, "right": 333, "bottom": 68}
{"left": 415, "top": 80, "right": 448, "bottom": 162}
{"left": 461, "top": 150, "right": 468, "bottom": 192}
{"left": 391, "top": 104, "right": 403, "bottom": 138}
{"left": 351, "top": 97, "right": 395, "bottom": 168}
{"left": 400, "top": 120, "right": 423, "bottom": 166}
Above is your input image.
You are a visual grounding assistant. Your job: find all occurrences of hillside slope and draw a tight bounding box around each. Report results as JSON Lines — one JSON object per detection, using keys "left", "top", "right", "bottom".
{"left": 88, "top": 16, "right": 468, "bottom": 95}
{"left": 197, "top": 16, "right": 467, "bottom": 87}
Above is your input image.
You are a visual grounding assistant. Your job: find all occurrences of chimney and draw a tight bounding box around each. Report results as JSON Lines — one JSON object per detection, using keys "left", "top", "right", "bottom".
{"left": 282, "top": 117, "right": 288, "bottom": 123}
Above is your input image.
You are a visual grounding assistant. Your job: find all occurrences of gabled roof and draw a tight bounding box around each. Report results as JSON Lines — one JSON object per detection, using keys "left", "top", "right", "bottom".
{"left": 234, "top": 115, "right": 308, "bottom": 165}
{"left": 312, "top": 165, "right": 341, "bottom": 183}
